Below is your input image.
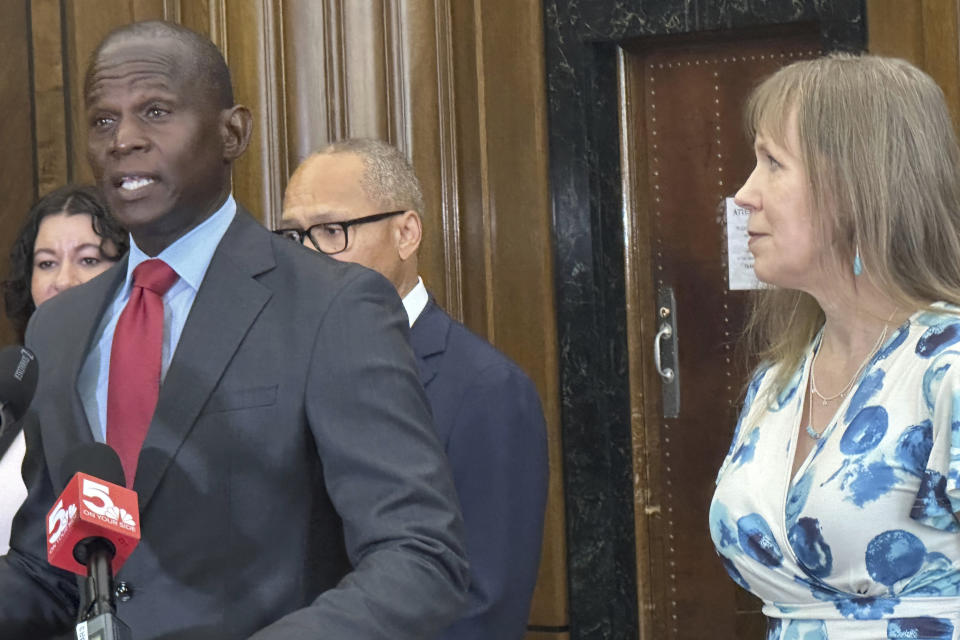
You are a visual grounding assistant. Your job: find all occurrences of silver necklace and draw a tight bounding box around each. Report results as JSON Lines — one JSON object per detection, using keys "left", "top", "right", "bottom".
{"left": 805, "top": 310, "right": 897, "bottom": 440}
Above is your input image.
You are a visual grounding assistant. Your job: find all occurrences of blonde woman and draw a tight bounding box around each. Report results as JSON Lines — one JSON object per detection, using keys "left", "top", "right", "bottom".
{"left": 711, "top": 55, "right": 960, "bottom": 638}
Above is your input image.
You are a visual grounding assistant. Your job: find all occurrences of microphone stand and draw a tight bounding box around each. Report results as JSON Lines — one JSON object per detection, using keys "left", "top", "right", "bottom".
{"left": 74, "top": 538, "right": 132, "bottom": 640}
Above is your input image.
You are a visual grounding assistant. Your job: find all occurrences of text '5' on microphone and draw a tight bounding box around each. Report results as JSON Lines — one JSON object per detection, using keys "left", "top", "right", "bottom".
{"left": 0, "top": 345, "right": 37, "bottom": 431}
{"left": 48, "top": 443, "right": 140, "bottom": 640}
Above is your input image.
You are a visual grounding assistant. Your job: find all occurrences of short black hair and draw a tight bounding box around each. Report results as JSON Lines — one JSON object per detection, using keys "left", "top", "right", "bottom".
{"left": 85, "top": 20, "right": 234, "bottom": 109}
{"left": 2, "top": 185, "right": 128, "bottom": 343}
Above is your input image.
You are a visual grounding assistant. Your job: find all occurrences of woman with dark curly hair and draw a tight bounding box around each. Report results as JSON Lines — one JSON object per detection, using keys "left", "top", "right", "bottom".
{"left": 3, "top": 184, "right": 127, "bottom": 343}
{"left": 0, "top": 184, "right": 127, "bottom": 553}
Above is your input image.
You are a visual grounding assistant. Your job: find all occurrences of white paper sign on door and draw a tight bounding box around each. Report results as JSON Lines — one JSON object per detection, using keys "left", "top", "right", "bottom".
{"left": 725, "top": 197, "right": 763, "bottom": 290}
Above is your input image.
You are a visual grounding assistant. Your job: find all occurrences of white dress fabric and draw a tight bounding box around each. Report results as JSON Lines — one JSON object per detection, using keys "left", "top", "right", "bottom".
{"left": 711, "top": 305, "right": 960, "bottom": 639}
{"left": 0, "top": 430, "right": 27, "bottom": 555}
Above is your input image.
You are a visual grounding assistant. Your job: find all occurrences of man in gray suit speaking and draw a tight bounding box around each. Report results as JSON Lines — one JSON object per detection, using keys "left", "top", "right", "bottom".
{"left": 0, "top": 20, "right": 468, "bottom": 640}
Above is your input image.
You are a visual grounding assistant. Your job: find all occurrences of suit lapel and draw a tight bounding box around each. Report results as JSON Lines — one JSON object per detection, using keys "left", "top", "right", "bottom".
{"left": 409, "top": 299, "right": 450, "bottom": 388}
{"left": 134, "top": 209, "right": 274, "bottom": 509}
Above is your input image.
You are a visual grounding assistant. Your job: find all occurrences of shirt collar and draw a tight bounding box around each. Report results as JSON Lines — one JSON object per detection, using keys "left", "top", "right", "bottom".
{"left": 124, "top": 195, "right": 237, "bottom": 292}
{"left": 401, "top": 277, "right": 429, "bottom": 327}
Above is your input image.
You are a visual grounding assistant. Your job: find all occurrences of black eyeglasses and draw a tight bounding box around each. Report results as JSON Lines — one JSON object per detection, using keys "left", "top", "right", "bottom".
{"left": 274, "top": 210, "right": 406, "bottom": 255}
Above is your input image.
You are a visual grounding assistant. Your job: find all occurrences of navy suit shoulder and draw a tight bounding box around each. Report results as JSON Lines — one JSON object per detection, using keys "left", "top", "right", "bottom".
{"left": 410, "top": 302, "right": 538, "bottom": 437}
{"left": 410, "top": 298, "right": 548, "bottom": 640}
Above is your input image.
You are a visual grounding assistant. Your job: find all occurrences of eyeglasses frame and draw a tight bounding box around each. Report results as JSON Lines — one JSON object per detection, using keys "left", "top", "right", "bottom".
{"left": 274, "top": 209, "right": 407, "bottom": 255}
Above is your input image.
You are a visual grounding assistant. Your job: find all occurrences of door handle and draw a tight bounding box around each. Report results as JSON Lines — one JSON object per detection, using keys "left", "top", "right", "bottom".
{"left": 653, "top": 324, "right": 674, "bottom": 382}
{"left": 655, "top": 286, "right": 680, "bottom": 418}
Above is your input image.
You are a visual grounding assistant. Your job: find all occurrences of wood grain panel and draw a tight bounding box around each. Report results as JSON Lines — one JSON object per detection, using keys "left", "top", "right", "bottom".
{"left": 31, "top": 0, "right": 69, "bottom": 196}
{"left": 867, "top": 0, "right": 960, "bottom": 134}
{"left": 467, "top": 0, "right": 568, "bottom": 629}
{"left": 396, "top": 0, "right": 459, "bottom": 316}
{"left": 169, "top": 0, "right": 219, "bottom": 42}
{"left": 340, "top": 3, "right": 391, "bottom": 138}
{"left": 448, "top": 0, "right": 487, "bottom": 336}
{"left": 283, "top": 0, "right": 346, "bottom": 162}
{"left": 282, "top": 0, "right": 459, "bottom": 315}
{"left": 526, "top": 631, "right": 571, "bottom": 640}
{"left": 866, "top": 0, "right": 923, "bottom": 62}
{"left": 283, "top": 1, "right": 395, "bottom": 179}
{"left": 0, "top": 0, "right": 35, "bottom": 347}
{"left": 921, "top": 1, "right": 960, "bottom": 131}
{"left": 220, "top": 0, "right": 286, "bottom": 225}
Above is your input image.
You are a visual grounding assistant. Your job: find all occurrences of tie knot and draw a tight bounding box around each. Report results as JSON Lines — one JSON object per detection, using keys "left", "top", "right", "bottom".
{"left": 132, "top": 259, "right": 179, "bottom": 296}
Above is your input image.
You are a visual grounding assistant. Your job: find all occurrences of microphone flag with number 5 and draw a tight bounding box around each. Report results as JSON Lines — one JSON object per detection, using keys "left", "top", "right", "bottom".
{"left": 47, "top": 472, "right": 141, "bottom": 575}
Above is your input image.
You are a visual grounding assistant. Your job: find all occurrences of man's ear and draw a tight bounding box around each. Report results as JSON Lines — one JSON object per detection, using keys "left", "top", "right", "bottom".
{"left": 221, "top": 104, "right": 253, "bottom": 161}
{"left": 397, "top": 211, "right": 422, "bottom": 261}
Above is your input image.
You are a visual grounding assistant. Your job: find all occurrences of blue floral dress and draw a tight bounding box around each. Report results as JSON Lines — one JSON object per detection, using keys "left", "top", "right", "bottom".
{"left": 711, "top": 305, "right": 960, "bottom": 639}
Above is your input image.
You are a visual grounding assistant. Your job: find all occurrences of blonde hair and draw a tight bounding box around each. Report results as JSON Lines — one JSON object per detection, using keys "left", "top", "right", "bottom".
{"left": 742, "top": 54, "right": 960, "bottom": 392}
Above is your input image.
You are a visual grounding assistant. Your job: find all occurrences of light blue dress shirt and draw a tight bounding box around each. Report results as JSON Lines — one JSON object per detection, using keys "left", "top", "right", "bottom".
{"left": 78, "top": 196, "right": 238, "bottom": 441}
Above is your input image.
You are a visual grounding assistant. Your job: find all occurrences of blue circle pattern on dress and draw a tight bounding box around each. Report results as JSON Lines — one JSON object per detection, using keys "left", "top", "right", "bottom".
{"left": 840, "top": 406, "right": 888, "bottom": 455}
{"left": 916, "top": 322, "right": 960, "bottom": 358}
{"left": 845, "top": 460, "right": 900, "bottom": 508}
{"left": 776, "top": 362, "right": 805, "bottom": 410}
{"left": 887, "top": 617, "right": 954, "bottom": 639}
{"left": 899, "top": 552, "right": 960, "bottom": 596}
{"left": 922, "top": 356, "right": 953, "bottom": 412}
{"left": 834, "top": 596, "right": 899, "bottom": 620}
{"left": 710, "top": 500, "right": 752, "bottom": 590}
{"left": 721, "top": 366, "right": 769, "bottom": 466}
{"left": 866, "top": 529, "right": 926, "bottom": 587}
{"left": 789, "top": 517, "right": 833, "bottom": 578}
{"left": 786, "top": 471, "right": 813, "bottom": 525}
{"left": 876, "top": 323, "right": 910, "bottom": 361}
{"left": 844, "top": 369, "right": 885, "bottom": 423}
{"left": 783, "top": 619, "right": 828, "bottom": 640}
{"left": 895, "top": 420, "right": 934, "bottom": 478}
{"left": 710, "top": 500, "right": 739, "bottom": 553}
{"left": 732, "top": 427, "right": 760, "bottom": 470}
{"left": 739, "top": 513, "right": 785, "bottom": 568}
{"left": 911, "top": 470, "right": 959, "bottom": 532}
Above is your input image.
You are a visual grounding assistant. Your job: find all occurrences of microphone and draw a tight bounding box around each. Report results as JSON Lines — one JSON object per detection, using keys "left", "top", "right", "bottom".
{"left": 47, "top": 443, "right": 140, "bottom": 640}
{"left": 0, "top": 345, "right": 37, "bottom": 432}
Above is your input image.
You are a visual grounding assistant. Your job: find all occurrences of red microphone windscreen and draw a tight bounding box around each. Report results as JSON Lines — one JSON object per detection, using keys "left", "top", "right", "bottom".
{"left": 47, "top": 445, "right": 140, "bottom": 575}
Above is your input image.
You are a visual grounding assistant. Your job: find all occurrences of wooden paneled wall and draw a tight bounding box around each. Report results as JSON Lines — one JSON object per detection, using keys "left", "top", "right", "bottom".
{"left": 867, "top": 0, "right": 960, "bottom": 131}
{"left": 1, "top": 0, "right": 567, "bottom": 636}
{"left": 0, "top": 0, "right": 37, "bottom": 348}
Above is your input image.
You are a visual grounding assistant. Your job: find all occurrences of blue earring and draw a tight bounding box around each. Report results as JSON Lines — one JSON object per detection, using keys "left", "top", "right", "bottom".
{"left": 853, "top": 247, "right": 863, "bottom": 276}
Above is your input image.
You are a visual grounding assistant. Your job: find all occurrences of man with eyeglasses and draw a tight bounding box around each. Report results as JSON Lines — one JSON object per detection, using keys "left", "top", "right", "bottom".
{"left": 278, "top": 138, "right": 549, "bottom": 640}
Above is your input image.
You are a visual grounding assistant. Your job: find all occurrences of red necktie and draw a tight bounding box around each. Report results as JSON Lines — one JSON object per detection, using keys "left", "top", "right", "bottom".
{"left": 107, "top": 259, "right": 179, "bottom": 486}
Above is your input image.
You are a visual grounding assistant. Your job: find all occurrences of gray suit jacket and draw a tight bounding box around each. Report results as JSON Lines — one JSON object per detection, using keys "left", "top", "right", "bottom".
{"left": 0, "top": 209, "right": 469, "bottom": 639}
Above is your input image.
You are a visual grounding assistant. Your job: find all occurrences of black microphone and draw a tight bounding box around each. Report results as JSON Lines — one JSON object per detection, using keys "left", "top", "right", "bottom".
{"left": 53, "top": 443, "right": 138, "bottom": 640}
{"left": 0, "top": 345, "right": 37, "bottom": 433}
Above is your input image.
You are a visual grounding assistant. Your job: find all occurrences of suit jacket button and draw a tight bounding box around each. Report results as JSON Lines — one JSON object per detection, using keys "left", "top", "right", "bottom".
{"left": 115, "top": 581, "right": 134, "bottom": 602}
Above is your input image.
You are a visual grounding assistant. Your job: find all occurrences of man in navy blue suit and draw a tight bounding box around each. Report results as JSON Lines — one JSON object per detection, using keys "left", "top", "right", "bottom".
{"left": 279, "top": 138, "right": 549, "bottom": 640}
